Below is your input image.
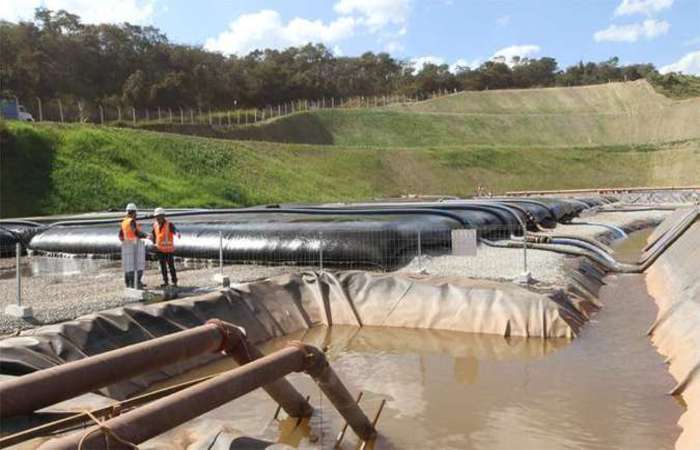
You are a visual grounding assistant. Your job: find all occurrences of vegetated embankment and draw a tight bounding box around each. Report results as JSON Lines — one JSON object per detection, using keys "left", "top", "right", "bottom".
{"left": 2, "top": 121, "right": 699, "bottom": 218}
{"left": 145, "top": 80, "right": 700, "bottom": 147}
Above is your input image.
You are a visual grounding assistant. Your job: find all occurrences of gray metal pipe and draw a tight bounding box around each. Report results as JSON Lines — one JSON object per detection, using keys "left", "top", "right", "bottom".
{"left": 0, "top": 320, "right": 311, "bottom": 419}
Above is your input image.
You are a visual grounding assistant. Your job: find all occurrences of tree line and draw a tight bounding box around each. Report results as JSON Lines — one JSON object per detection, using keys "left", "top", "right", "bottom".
{"left": 1, "top": 8, "right": 697, "bottom": 110}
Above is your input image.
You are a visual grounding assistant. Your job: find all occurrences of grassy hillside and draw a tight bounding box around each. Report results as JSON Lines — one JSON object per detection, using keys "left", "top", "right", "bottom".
{"left": 389, "top": 80, "right": 672, "bottom": 114}
{"left": 141, "top": 80, "right": 700, "bottom": 148}
{"left": 2, "top": 121, "right": 699, "bottom": 218}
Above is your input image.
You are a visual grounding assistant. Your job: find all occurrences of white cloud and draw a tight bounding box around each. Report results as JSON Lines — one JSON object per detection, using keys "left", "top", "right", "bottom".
{"left": 684, "top": 36, "right": 700, "bottom": 47}
{"left": 410, "top": 56, "right": 480, "bottom": 73}
{"left": 594, "top": 19, "right": 669, "bottom": 42}
{"left": 334, "top": 0, "right": 411, "bottom": 32}
{"left": 496, "top": 15, "right": 511, "bottom": 27}
{"left": 384, "top": 41, "right": 405, "bottom": 53}
{"left": 205, "top": 10, "right": 356, "bottom": 55}
{"left": 614, "top": 0, "right": 673, "bottom": 16}
{"left": 0, "top": 0, "right": 155, "bottom": 24}
{"left": 410, "top": 56, "right": 445, "bottom": 71}
{"left": 491, "top": 44, "right": 541, "bottom": 66}
{"left": 449, "top": 58, "right": 481, "bottom": 73}
{"left": 660, "top": 50, "right": 700, "bottom": 74}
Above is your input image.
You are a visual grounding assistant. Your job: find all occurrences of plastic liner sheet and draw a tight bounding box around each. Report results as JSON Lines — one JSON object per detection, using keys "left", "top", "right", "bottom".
{"left": 646, "top": 219, "right": 700, "bottom": 450}
{"left": 0, "top": 271, "right": 592, "bottom": 400}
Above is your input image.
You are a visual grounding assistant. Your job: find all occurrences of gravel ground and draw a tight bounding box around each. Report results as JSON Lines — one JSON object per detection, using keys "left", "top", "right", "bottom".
{"left": 398, "top": 209, "right": 671, "bottom": 286}
{"left": 0, "top": 209, "right": 673, "bottom": 335}
{"left": 0, "top": 260, "right": 310, "bottom": 334}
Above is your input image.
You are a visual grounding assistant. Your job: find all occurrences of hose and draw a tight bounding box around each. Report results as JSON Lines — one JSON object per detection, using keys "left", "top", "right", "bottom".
{"left": 44, "top": 207, "right": 475, "bottom": 229}
{"left": 0, "top": 220, "right": 43, "bottom": 227}
{"left": 527, "top": 233, "right": 614, "bottom": 254}
{"left": 563, "top": 221, "right": 627, "bottom": 239}
{"left": 483, "top": 208, "right": 698, "bottom": 273}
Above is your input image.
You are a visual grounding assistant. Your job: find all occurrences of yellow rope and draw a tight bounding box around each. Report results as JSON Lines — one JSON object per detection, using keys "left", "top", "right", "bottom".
{"left": 77, "top": 409, "right": 139, "bottom": 450}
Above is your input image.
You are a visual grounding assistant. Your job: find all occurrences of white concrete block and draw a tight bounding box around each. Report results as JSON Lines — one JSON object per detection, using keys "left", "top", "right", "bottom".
{"left": 5, "top": 304, "right": 33, "bottom": 319}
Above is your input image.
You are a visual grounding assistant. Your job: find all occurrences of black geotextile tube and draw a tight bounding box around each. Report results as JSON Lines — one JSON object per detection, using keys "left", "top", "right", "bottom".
{"left": 0, "top": 223, "right": 43, "bottom": 256}
{"left": 29, "top": 212, "right": 474, "bottom": 270}
{"left": 23, "top": 198, "right": 597, "bottom": 267}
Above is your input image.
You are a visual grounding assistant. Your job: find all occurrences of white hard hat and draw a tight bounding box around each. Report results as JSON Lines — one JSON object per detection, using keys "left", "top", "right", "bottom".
{"left": 154, "top": 207, "right": 165, "bottom": 216}
{"left": 126, "top": 203, "right": 137, "bottom": 212}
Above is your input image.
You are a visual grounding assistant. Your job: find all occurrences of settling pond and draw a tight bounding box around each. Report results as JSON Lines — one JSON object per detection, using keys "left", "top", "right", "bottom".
{"left": 141, "top": 229, "right": 684, "bottom": 449}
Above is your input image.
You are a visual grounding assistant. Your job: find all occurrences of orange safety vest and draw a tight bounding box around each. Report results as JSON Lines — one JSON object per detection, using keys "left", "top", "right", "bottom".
{"left": 153, "top": 220, "right": 175, "bottom": 253}
{"left": 121, "top": 217, "right": 141, "bottom": 241}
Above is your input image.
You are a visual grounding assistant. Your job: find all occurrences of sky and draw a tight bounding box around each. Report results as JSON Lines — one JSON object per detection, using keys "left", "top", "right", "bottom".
{"left": 2, "top": 0, "right": 699, "bottom": 74}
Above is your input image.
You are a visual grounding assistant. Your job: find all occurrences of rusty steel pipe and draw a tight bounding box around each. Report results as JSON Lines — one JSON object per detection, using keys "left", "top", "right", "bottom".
{"left": 301, "top": 345, "right": 376, "bottom": 441}
{"left": 0, "top": 320, "right": 310, "bottom": 419}
{"left": 39, "top": 344, "right": 376, "bottom": 450}
{"left": 39, "top": 345, "right": 310, "bottom": 450}
{"left": 209, "top": 319, "right": 312, "bottom": 418}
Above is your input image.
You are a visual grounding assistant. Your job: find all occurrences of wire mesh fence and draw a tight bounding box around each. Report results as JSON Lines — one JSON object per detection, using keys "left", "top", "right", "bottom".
{"left": 7, "top": 89, "right": 462, "bottom": 127}
{"left": 0, "top": 223, "right": 532, "bottom": 331}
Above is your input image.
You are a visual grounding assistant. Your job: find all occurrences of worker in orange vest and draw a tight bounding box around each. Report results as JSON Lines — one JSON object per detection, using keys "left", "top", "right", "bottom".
{"left": 150, "top": 208, "right": 181, "bottom": 287}
{"left": 118, "top": 203, "right": 148, "bottom": 288}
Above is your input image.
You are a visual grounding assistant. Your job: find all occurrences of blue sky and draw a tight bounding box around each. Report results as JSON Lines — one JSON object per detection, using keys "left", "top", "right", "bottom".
{"left": 3, "top": 0, "right": 699, "bottom": 73}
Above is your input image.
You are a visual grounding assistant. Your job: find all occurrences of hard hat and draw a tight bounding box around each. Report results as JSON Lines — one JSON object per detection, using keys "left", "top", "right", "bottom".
{"left": 154, "top": 207, "right": 165, "bottom": 216}
{"left": 126, "top": 203, "right": 137, "bottom": 212}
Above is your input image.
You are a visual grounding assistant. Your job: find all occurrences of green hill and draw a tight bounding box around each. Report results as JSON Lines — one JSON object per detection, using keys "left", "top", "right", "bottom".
{"left": 142, "top": 80, "right": 700, "bottom": 148}
{"left": 2, "top": 121, "right": 699, "bottom": 218}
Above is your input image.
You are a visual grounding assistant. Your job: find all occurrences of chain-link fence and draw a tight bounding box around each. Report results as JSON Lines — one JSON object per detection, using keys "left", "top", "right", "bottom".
{"left": 0, "top": 223, "right": 533, "bottom": 332}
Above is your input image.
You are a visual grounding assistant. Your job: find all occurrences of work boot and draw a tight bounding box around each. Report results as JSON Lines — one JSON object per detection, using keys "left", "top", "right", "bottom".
{"left": 160, "top": 283, "right": 169, "bottom": 288}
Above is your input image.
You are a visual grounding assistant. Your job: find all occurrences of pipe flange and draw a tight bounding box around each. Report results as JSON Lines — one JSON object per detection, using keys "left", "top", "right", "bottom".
{"left": 206, "top": 319, "right": 247, "bottom": 354}
{"left": 287, "top": 341, "right": 328, "bottom": 377}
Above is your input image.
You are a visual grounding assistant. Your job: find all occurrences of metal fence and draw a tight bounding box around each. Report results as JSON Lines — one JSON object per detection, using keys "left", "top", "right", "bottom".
{"left": 0, "top": 223, "right": 530, "bottom": 328}
{"left": 7, "top": 89, "right": 461, "bottom": 127}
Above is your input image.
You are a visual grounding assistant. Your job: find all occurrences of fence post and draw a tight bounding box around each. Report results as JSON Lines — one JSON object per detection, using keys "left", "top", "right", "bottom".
{"left": 145, "top": 109, "right": 150, "bottom": 122}
{"left": 319, "top": 232, "right": 324, "bottom": 272}
{"left": 16, "top": 243, "right": 22, "bottom": 308}
{"left": 158, "top": 107, "right": 162, "bottom": 122}
{"left": 219, "top": 231, "right": 224, "bottom": 278}
{"left": 180, "top": 107, "right": 184, "bottom": 124}
{"left": 58, "top": 99, "right": 64, "bottom": 123}
{"left": 208, "top": 109, "right": 212, "bottom": 125}
{"left": 169, "top": 108, "right": 173, "bottom": 123}
{"left": 522, "top": 224, "right": 528, "bottom": 275}
{"left": 516, "top": 223, "right": 532, "bottom": 285}
{"left": 417, "top": 229, "right": 423, "bottom": 272}
{"left": 227, "top": 110, "right": 231, "bottom": 127}
{"left": 99, "top": 105, "right": 104, "bottom": 124}
{"left": 132, "top": 107, "right": 136, "bottom": 125}
{"left": 277, "top": 104, "right": 281, "bottom": 116}
{"left": 4, "top": 243, "right": 33, "bottom": 318}
{"left": 36, "top": 97, "right": 43, "bottom": 121}
{"left": 190, "top": 109, "right": 194, "bottom": 124}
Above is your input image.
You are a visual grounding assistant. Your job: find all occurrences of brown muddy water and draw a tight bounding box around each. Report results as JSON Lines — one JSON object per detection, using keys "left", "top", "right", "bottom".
{"left": 147, "top": 229, "right": 682, "bottom": 450}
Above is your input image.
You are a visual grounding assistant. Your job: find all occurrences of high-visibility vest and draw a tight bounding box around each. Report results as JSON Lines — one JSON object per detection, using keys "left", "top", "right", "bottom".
{"left": 153, "top": 220, "right": 175, "bottom": 253}
{"left": 121, "top": 217, "right": 141, "bottom": 241}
